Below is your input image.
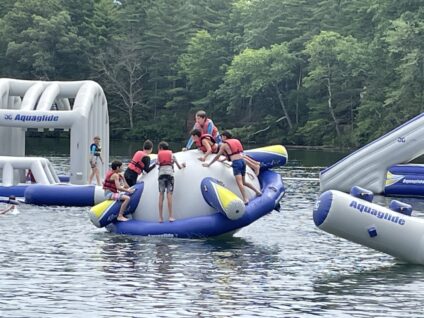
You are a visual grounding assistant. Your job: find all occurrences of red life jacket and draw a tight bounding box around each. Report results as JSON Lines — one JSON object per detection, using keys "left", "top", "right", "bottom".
{"left": 195, "top": 118, "right": 219, "bottom": 139}
{"left": 224, "top": 139, "right": 243, "bottom": 161}
{"left": 158, "top": 150, "right": 173, "bottom": 166}
{"left": 128, "top": 150, "right": 146, "bottom": 174}
{"left": 103, "top": 170, "right": 122, "bottom": 193}
{"left": 195, "top": 134, "right": 218, "bottom": 153}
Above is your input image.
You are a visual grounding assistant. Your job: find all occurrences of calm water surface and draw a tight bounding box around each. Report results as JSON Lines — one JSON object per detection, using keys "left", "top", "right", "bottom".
{"left": 1, "top": 140, "right": 424, "bottom": 317}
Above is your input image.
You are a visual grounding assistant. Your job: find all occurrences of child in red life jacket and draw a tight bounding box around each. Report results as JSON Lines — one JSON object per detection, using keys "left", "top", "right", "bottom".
{"left": 184, "top": 110, "right": 221, "bottom": 150}
{"left": 157, "top": 141, "right": 186, "bottom": 223}
{"left": 203, "top": 131, "right": 261, "bottom": 205}
{"left": 124, "top": 139, "right": 155, "bottom": 187}
{"left": 103, "top": 160, "right": 135, "bottom": 222}
{"left": 190, "top": 128, "right": 219, "bottom": 162}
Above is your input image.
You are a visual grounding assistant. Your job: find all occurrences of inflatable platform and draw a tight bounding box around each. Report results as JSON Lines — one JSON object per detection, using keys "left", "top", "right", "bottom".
{"left": 89, "top": 145, "right": 287, "bottom": 238}
{"left": 313, "top": 185, "right": 424, "bottom": 265}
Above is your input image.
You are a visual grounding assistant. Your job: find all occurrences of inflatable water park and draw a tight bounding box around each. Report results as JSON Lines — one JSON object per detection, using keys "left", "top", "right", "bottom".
{"left": 89, "top": 145, "right": 286, "bottom": 238}
{"left": 0, "top": 78, "right": 108, "bottom": 206}
{"left": 0, "top": 78, "right": 286, "bottom": 238}
{"left": 315, "top": 112, "right": 424, "bottom": 265}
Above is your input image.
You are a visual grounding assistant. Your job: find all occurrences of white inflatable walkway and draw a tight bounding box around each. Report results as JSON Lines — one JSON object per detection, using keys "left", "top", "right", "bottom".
{"left": 0, "top": 78, "right": 109, "bottom": 184}
{"left": 320, "top": 113, "right": 424, "bottom": 194}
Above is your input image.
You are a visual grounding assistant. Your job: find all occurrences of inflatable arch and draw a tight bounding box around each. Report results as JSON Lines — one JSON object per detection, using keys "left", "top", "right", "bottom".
{"left": 0, "top": 78, "right": 109, "bottom": 184}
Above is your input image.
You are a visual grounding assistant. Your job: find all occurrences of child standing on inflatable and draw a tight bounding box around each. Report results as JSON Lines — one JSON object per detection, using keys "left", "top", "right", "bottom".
{"left": 124, "top": 139, "right": 155, "bottom": 187}
{"left": 88, "top": 136, "right": 104, "bottom": 185}
{"left": 103, "top": 160, "right": 134, "bottom": 222}
{"left": 184, "top": 110, "right": 221, "bottom": 150}
{"left": 203, "top": 131, "right": 261, "bottom": 205}
{"left": 157, "top": 141, "right": 186, "bottom": 223}
{"left": 190, "top": 128, "right": 219, "bottom": 162}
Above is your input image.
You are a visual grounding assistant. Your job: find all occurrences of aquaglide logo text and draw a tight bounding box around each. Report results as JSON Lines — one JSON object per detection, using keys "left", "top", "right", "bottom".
{"left": 4, "top": 114, "right": 59, "bottom": 122}
{"left": 349, "top": 200, "right": 406, "bottom": 225}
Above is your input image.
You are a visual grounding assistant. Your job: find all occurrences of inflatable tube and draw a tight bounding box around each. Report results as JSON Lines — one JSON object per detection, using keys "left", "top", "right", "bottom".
{"left": 89, "top": 183, "right": 144, "bottom": 227}
{"left": 0, "top": 185, "right": 27, "bottom": 198}
{"left": 244, "top": 145, "right": 287, "bottom": 170}
{"left": 385, "top": 164, "right": 424, "bottom": 196}
{"left": 25, "top": 184, "right": 104, "bottom": 206}
{"left": 106, "top": 170, "right": 284, "bottom": 238}
{"left": 201, "top": 177, "right": 245, "bottom": 220}
{"left": 313, "top": 188, "right": 424, "bottom": 265}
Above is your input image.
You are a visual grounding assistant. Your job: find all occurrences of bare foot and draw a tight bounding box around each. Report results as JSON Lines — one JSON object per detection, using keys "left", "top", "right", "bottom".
{"left": 117, "top": 215, "right": 128, "bottom": 222}
{"left": 256, "top": 190, "right": 262, "bottom": 196}
{"left": 244, "top": 199, "right": 249, "bottom": 205}
{"left": 169, "top": 217, "right": 175, "bottom": 222}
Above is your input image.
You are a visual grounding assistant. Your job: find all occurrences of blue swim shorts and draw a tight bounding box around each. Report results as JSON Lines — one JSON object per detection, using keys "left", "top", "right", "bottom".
{"left": 231, "top": 159, "right": 246, "bottom": 176}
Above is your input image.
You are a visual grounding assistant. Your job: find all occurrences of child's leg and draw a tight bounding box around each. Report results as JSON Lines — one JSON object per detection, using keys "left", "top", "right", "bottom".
{"left": 244, "top": 156, "right": 260, "bottom": 176}
{"left": 117, "top": 195, "right": 130, "bottom": 221}
{"left": 158, "top": 192, "right": 164, "bottom": 222}
{"left": 235, "top": 175, "right": 249, "bottom": 204}
{"left": 95, "top": 167, "right": 101, "bottom": 186}
{"left": 242, "top": 175, "right": 262, "bottom": 196}
{"left": 167, "top": 192, "right": 174, "bottom": 221}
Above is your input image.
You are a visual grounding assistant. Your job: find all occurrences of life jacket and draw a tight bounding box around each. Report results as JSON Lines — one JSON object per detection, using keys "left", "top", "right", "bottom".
{"left": 128, "top": 150, "right": 146, "bottom": 174}
{"left": 157, "top": 150, "right": 173, "bottom": 166}
{"left": 196, "top": 118, "right": 219, "bottom": 140}
{"left": 90, "top": 143, "right": 101, "bottom": 156}
{"left": 195, "top": 134, "right": 218, "bottom": 153}
{"left": 103, "top": 170, "right": 122, "bottom": 193}
{"left": 223, "top": 139, "right": 243, "bottom": 161}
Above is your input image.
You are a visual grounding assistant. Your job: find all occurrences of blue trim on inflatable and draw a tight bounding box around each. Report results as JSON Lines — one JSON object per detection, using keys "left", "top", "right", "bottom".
{"left": 244, "top": 150, "right": 287, "bottom": 170}
{"left": 0, "top": 185, "right": 28, "bottom": 198}
{"left": 58, "top": 175, "right": 70, "bottom": 183}
{"left": 313, "top": 190, "right": 333, "bottom": 227}
{"left": 106, "top": 170, "right": 284, "bottom": 238}
{"left": 25, "top": 184, "right": 96, "bottom": 206}
{"left": 385, "top": 164, "right": 424, "bottom": 196}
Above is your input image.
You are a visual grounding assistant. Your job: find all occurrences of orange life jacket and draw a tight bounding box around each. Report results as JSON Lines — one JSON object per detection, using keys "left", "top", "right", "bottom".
{"left": 103, "top": 170, "right": 122, "bottom": 193}
{"left": 224, "top": 139, "right": 243, "bottom": 161}
{"left": 158, "top": 150, "right": 173, "bottom": 166}
{"left": 128, "top": 150, "right": 146, "bottom": 174}
{"left": 195, "top": 134, "right": 218, "bottom": 153}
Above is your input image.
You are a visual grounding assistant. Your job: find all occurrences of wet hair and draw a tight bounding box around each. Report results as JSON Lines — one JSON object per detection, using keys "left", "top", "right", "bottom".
{"left": 143, "top": 139, "right": 153, "bottom": 151}
{"left": 195, "top": 110, "right": 207, "bottom": 118}
{"left": 111, "top": 160, "right": 122, "bottom": 170}
{"left": 190, "top": 129, "right": 202, "bottom": 137}
{"left": 158, "top": 141, "right": 169, "bottom": 150}
{"left": 221, "top": 130, "right": 233, "bottom": 139}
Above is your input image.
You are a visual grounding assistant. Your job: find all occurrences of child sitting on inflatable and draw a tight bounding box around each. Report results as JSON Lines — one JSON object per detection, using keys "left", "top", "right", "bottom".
{"left": 157, "top": 141, "right": 186, "bottom": 223}
{"left": 103, "top": 160, "right": 134, "bottom": 222}
{"left": 203, "top": 131, "right": 261, "bottom": 204}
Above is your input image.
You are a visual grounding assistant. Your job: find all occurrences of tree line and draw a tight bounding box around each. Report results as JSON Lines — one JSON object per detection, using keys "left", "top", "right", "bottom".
{"left": 1, "top": 0, "right": 423, "bottom": 148}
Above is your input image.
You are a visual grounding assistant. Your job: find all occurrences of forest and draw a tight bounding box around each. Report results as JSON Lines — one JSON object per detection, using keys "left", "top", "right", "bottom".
{"left": 0, "top": 0, "right": 423, "bottom": 147}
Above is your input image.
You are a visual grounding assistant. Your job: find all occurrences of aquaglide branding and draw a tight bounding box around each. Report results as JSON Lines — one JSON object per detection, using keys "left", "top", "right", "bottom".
{"left": 3, "top": 114, "right": 59, "bottom": 122}
{"left": 349, "top": 200, "right": 406, "bottom": 225}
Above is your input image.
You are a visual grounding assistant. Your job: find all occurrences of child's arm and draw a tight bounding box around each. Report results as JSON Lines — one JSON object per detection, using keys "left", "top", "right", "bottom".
{"left": 173, "top": 156, "right": 186, "bottom": 169}
{"left": 203, "top": 144, "right": 226, "bottom": 167}
{"left": 199, "top": 139, "right": 213, "bottom": 162}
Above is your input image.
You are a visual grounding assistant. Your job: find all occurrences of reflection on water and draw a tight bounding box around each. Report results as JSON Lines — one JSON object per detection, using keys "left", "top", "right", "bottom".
{"left": 1, "top": 148, "right": 424, "bottom": 317}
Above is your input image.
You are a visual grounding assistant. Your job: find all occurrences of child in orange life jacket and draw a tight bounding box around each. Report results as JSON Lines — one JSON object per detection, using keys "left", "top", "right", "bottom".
{"left": 184, "top": 110, "right": 221, "bottom": 150}
{"left": 203, "top": 131, "right": 261, "bottom": 205}
{"left": 124, "top": 140, "right": 155, "bottom": 187}
{"left": 190, "top": 128, "right": 219, "bottom": 162}
{"left": 157, "top": 141, "right": 186, "bottom": 223}
{"left": 103, "top": 160, "right": 135, "bottom": 222}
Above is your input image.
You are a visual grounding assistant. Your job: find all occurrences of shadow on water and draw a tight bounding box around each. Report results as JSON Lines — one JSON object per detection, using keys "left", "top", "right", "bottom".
{"left": 313, "top": 262, "right": 424, "bottom": 296}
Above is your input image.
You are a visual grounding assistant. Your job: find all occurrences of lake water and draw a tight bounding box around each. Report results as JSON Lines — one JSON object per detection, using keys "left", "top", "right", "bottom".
{"left": 1, "top": 139, "right": 424, "bottom": 317}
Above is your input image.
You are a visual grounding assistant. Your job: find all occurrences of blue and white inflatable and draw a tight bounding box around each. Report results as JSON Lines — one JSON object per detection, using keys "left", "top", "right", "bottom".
{"left": 89, "top": 145, "right": 286, "bottom": 238}
{"left": 313, "top": 186, "right": 424, "bottom": 265}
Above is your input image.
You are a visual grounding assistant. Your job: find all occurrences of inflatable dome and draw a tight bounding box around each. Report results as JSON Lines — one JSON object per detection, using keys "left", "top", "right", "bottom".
{"left": 90, "top": 145, "right": 287, "bottom": 238}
